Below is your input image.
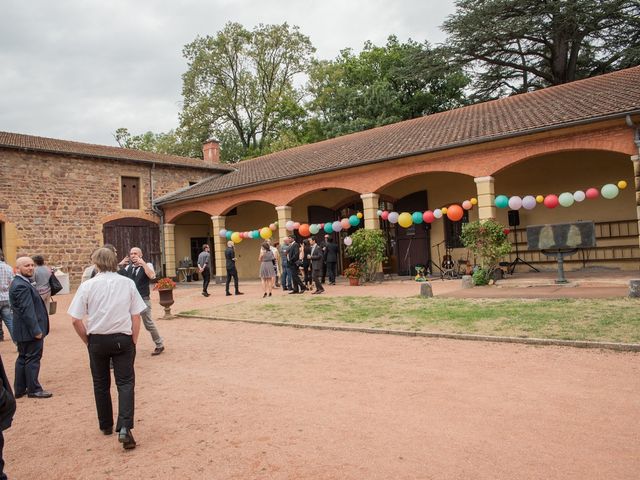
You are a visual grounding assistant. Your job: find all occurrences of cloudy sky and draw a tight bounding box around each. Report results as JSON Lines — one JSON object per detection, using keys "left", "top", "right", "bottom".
{"left": 0, "top": 0, "right": 456, "bottom": 147}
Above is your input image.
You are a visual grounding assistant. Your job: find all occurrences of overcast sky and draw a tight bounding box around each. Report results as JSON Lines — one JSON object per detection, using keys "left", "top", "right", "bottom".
{"left": 0, "top": 0, "right": 456, "bottom": 147}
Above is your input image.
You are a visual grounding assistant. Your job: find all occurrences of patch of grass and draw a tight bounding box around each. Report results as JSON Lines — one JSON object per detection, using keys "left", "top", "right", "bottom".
{"left": 184, "top": 296, "right": 640, "bottom": 343}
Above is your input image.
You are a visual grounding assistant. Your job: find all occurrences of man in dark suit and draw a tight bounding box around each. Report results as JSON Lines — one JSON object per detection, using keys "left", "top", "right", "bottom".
{"left": 225, "top": 241, "right": 243, "bottom": 296}
{"left": 9, "top": 256, "right": 52, "bottom": 399}
{"left": 325, "top": 237, "right": 340, "bottom": 285}
{"left": 309, "top": 238, "right": 325, "bottom": 294}
{"left": 0, "top": 353, "right": 16, "bottom": 480}
{"left": 287, "top": 236, "right": 307, "bottom": 294}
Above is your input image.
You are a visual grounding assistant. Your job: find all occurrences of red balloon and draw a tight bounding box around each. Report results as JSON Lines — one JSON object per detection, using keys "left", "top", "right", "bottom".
{"left": 585, "top": 187, "right": 599, "bottom": 199}
{"left": 446, "top": 204, "right": 464, "bottom": 222}
{"left": 544, "top": 194, "right": 559, "bottom": 209}
{"left": 422, "top": 211, "right": 435, "bottom": 223}
{"left": 298, "top": 223, "right": 310, "bottom": 237}
{"left": 381, "top": 210, "right": 389, "bottom": 221}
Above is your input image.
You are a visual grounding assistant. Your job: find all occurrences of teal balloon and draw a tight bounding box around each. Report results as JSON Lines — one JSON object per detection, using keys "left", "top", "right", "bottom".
{"left": 349, "top": 215, "right": 360, "bottom": 226}
{"left": 324, "top": 223, "right": 334, "bottom": 234}
{"left": 225, "top": 231, "right": 232, "bottom": 240}
{"left": 558, "top": 192, "right": 574, "bottom": 207}
{"left": 495, "top": 195, "right": 509, "bottom": 209}
{"left": 412, "top": 212, "right": 423, "bottom": 224}
{"left": 601, "top": 183, "right": 619, "bottom": 199}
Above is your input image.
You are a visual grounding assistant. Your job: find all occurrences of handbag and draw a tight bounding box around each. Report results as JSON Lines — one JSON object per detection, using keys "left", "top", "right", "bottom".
{"left": 49, "top": 272, "right": 63, "bottom": 296}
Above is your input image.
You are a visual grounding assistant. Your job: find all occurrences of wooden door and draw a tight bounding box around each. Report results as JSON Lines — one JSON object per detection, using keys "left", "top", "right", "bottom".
{"left": 395, "top": 191, "right": 430, "bottom": 276}
{"left": 103, "top": 218, "right": 161, "bottom": 273}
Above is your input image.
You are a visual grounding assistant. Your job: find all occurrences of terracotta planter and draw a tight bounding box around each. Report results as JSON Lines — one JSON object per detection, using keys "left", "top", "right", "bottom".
{"left": 348, "top": 277, "right": 359, "bottom": 286}
{"left": 158, "top": 289, "right": 175, "bottom": 317}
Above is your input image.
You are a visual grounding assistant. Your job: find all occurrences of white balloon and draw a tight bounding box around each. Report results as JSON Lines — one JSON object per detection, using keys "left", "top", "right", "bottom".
{"left": 332, "top": 221, "right": 343, "bottom": 232}
{"left": 343, "top": 236, "right": 353, "bottom": 246}
{"left": 508, "top": 196, "right": 523, "bottom": 210}
{"left": 388, "top": 212, "right": 399, "bottom": 224}
{"left": 285, "top": 220, "right": 295, "bottom": 231}
{"left": 522, "top": 195, "right": 537, "bottom": 210}
{"left": 573, "top": 190, "right": 586, "bottom": 202}
{"left": 433, "top": 209, "right": 443, "bottom": 219}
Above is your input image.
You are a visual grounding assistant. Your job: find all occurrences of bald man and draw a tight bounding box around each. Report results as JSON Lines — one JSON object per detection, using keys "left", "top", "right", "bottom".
{"left": 9, "top": 257, "right": 52, "bottom": 399}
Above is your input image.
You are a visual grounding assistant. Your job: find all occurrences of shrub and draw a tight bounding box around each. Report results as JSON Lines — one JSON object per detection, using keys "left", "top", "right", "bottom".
{"left": 472, "top": 267, "right": 490, "bottom": 286}
{"left": 346, "top": 229, "right": 387, "bottom": 283}
{"left": 461, "top": 219, "right": 512, "bottom": 274}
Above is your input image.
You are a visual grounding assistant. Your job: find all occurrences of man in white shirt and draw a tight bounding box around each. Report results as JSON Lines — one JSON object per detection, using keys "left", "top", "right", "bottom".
{"left": 68, "top": 247, "right": 147, "bottom": 450}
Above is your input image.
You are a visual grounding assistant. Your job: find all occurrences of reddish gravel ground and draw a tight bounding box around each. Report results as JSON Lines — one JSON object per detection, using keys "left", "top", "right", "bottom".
{"left": 3, "top": 275, "right": 639, "bottom": 479}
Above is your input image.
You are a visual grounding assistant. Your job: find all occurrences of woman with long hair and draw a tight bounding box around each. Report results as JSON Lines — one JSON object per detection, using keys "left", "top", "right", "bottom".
{"left": 258, "top": 242, "right": 276, "bottom": 297}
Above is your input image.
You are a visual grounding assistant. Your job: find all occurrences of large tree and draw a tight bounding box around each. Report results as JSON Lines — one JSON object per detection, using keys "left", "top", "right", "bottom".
{"left": 443, "top": 0, "right": 640, "bottom": 99}
{"left": 305, "top": 36, "right": 469, "bottom": 140}
{"left": 179, "top": 22, "right": 314, "bottom": 162}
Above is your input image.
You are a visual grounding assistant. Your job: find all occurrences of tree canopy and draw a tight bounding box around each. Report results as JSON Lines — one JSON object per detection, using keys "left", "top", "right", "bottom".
{"left": 305, "top": 36, "right": 469, "bottom": 140}
{"left": 443, "top": 0, "right": 640, "bottom": 99}
{"left": 178, "top": 22, "right": 314, "bottom": 162}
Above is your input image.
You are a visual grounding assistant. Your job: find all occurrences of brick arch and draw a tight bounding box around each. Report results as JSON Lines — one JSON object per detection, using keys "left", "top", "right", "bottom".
{"left": 373, "top": 170, "right": 476, "bottom": 196}
{"left": 100, "top": 211, "right": 159, "bottom": 225}
{"left": 220, "top": 199, "right": 277, "bottom": 216}
{"left": 285, "top": 186, "right": 362, "bottom": 207}
{"left": 170, "top": 209, "right": 211, "bottom": 223}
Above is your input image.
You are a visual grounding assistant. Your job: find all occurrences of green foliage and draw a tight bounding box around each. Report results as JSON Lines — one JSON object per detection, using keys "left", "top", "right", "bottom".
{"left": 114, "top": 128, "right": 192, "bottom": 157}
{"left": 346, "top": 229, "right": 387, "bottom": 283}
{"left": 179, "top": 22, "right": 315, "bottom": 163}
{"left": 461, "top": 219, "right": 511, "bottom": 273}
{"left": 472, "top": 267, "right": 490, "bottom": 286}
{"left": 306, "top": 36, "right": 470, "bottom": 140}
{"left": 443, "top": 0, "right": 640, "bottom": 99}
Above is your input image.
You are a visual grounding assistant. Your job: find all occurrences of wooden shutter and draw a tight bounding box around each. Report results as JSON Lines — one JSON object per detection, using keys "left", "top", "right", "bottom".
{"left": 121, "top": 177, "right": 140, "bottom": 209}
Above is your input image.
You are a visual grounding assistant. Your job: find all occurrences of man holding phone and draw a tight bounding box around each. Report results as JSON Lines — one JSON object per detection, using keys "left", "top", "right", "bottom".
{"left": 118, "top": 247, "right": 165, "bottom": 356}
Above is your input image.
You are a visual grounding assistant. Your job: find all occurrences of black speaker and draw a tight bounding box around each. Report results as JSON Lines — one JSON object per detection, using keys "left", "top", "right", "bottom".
{"left": 508, "top": 210, "right": 520, "bottom": 227}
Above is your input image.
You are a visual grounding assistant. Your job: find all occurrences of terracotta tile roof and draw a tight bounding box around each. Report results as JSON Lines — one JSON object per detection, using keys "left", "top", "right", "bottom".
{"left": 0, "top": 131, "right": 235, "bottom": 172}
{"left": 157, "top": 66, "right": 640, "bottom": 205}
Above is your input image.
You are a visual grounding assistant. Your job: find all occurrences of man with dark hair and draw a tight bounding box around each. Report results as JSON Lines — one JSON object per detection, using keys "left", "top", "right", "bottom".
{"left": 287, "top": 236, "right": 307, "bottom": 294}
{"left": 225, "top": 241, "right": 243, "bottom": 296}
{"left": 10, "top": 256, "right": 52, "bottom": 398}
{"left": 69, "top": 247, "right": 146, "bottom": 450}
{"left": 309, "top": 237, "right": 325, "bottom": 294}
{"left": 325, "top": 237, "right": 340, "bottom": 285}
{"left": 118, "top": 247, "right": 165, "bottom": 356}
{"left": 197, "top": 244, "right": 211, "bottom": 297}
{"left": 0, "top": 250, "right": 14, "bottom": 342}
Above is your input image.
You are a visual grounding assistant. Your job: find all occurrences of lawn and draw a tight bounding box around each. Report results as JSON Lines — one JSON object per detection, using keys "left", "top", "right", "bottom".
{"left": 180, "top": 296, "right": 640, "bottom": 344}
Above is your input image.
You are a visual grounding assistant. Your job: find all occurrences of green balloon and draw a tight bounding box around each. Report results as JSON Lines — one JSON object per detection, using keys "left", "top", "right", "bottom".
{"left": 412, "top": 212, "right": 423, "bottom": 224}
{"left": 558, "top": 192, "right": 574, "bottom": 207}
{"left": 495, "top": 195, "right": 509, "bottom": 209}
{"left": 324, "top": 223, "right": 333, "bottom": 234}
{"left": 601, "top": 183, "right": 619, "bottom": 199}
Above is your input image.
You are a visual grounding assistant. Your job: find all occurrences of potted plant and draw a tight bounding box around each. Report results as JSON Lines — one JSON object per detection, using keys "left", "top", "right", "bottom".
{"left": 460, "top": 219, "right": 512, "bottom": 286}
{"left": 154, "top": 277, "right": 176, "bottom": 317}
{"left": 343, "top": 262, "right": 362, "bottom": 286}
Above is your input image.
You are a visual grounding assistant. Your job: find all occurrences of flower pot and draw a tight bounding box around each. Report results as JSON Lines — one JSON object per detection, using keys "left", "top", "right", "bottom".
{"left": 158, "top": 289, "right": 175, "bottom": 317}
{"left": 348, "top": 277, "right": 359, "bottom": 286}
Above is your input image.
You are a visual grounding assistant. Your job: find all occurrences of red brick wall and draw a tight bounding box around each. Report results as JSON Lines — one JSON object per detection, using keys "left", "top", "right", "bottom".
{"left": 0, "top": 149, "right": 213, "bottom": 285}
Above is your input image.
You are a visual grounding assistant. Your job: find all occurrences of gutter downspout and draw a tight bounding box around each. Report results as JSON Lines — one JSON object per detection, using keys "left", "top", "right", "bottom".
{"left": 150, "top": 162, "right": 166, "bottom": 277}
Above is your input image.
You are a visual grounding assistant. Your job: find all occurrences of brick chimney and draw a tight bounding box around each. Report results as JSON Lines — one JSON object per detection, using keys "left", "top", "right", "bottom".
{"left": 202, "top": 139, "right": 220, "bottom": 164}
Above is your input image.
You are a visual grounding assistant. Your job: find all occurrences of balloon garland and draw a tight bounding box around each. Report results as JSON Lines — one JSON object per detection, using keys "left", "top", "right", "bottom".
{"left": 219, "top": 212, "right": 365, "bottom": 244}
{"left": 494, "top": 180, "right": 627, "bottom": 210}
{"left": 375, "top": 197, "right": 478, "bottom": 229}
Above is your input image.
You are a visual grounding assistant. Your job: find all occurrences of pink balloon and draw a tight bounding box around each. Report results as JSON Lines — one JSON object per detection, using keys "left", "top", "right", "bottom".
{"left": 381, "top": 211, "right": 389, "bottom": 221}
{"left": 585, "top": 188, "right": 599, "bottom": 199}
{"left": 341, "top": 218, "right": 351, "bottom": 230}
{"left": 462, "top": 200, "right": 472, "bottom": 210}
{"left": 269, "top": 223, "right": 276, "bottom": 231}
{"left": 422, "top": 211, "right": 435, "bottom": 223}
{"left": 293, "top": 222, "right": 300, "bottom": 230}
{"left": 544, "top": 194, "right": 559, "bottom": 209}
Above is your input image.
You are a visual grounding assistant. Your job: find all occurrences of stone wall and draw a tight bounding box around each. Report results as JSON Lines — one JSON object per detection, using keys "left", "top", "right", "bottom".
{"left": 0, "top": 148, "right": 214, "bottom": 286}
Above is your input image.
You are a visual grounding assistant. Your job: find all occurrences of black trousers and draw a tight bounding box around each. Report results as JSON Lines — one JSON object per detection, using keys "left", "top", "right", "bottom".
{"left": 202, "top": 266, "right": 210, "bottom": 293}
{"left": 312, "top": 267, "right": 324, "bottom": 291}
{"left": 88, "top": 334, "right": 136, "bottom": 432}
{"left": 288, "top": 265, "right": 306, "bottom": 292}
{"left": 226, "top": 267, "right": 239, "bottom": 293}
{"left": 15, "top": 338, "right": 44, "bottom": 394}
{"left": 326, "top": 262, "right": 337, "bottom": 283}
{"left": 0, "top": 430, "right": 5, "bottom": 480}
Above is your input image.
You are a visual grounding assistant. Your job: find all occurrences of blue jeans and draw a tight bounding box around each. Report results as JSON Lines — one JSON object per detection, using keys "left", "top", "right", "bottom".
{"left": 0, "top": 304, "right": 13, "bottom": 341}
{"left": 281, "top": 264, "right": 292, "bottom": 289}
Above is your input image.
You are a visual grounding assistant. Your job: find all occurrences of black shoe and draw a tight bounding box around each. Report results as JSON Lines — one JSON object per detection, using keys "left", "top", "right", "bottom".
{"left": 118, "top": 427, "right": 136, "bottom": 450}
{"left": 202, "top": 292, "right": 210, "bottom": 297}
{"left": 268, "top": 292, "right": 272, "bottom": 297}
{"left": 15, "top": 391, "right": 26, "bottom": 399}
{"left": 101, "top": 427, "right": 113, "bottom": 435}
{"left": 289, "top": 290, "right": 299, "bottom": 294}
{"left": 235, "top": 292, "right": 244, "bottom": 295}
{"left": 28, "top": 390, "right": 53, "bottom": 399}
{"left": 263, "top": 293, "right": 267, "bottom": 298}
{"left": 151, "top": 346, "right": 165, "bottom": 356}
{"left": 329, "top": 282, "right": 335, "bottom": 285}
{"left": 316, "top": 289, "right": 325, "bottom": 294}
{"left": 226, "top": 292, "right": 232, "bottom": 296}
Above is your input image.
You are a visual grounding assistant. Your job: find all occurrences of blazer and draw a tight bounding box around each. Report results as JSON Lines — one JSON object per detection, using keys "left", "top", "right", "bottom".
{"left": 310, "top": 244, "right": 324, "bottom": 271}
{"left": 9, "top": 275, "right": 50, "bottom": 342}
{"left": 0, "top": 354, "right": 15, "bottom": 431}
{"left": 325, "top": 242, "right": 340, "bottom": 263}
{"left": 287, "top": 242, "right": 301, "bottom": 267}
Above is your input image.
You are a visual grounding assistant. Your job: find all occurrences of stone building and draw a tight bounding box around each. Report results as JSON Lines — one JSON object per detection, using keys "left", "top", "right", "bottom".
{"left": 155, "top": 66, "right": 640, "bottom": 281}
{"left": 0, "top": 133, "right": 232, "bottom": 285}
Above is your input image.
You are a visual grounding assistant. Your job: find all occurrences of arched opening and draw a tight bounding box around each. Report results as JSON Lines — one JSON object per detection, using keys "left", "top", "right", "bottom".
{"left": 173, "top": 211, "right": 213, "bottom": 282}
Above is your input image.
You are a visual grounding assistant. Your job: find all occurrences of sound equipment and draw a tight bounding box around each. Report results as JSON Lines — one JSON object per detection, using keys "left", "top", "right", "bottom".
{"left": 508, "top": 210, "right": 520, "bottom": 227}
{"left": 441, "top": 254, "right": 454, "bottom": 270}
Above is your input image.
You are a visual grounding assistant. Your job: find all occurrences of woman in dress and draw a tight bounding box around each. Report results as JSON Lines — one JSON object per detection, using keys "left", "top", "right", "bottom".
{"left": 258, "top": 242, "right": 276, "bottom": 297}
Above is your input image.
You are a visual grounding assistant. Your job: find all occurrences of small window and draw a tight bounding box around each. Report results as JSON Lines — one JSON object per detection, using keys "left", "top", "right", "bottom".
{"left": 444, "top": 210, "right": 469, "bottom": 248}
{"left": 121, "top": 176, "right": 140, "bottom": 209}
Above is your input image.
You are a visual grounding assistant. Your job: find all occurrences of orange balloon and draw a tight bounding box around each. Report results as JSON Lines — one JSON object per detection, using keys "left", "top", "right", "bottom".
{"left": 298, "top": 223, "right": 311, "bottom": 237}
{"left": 446, "top": 204, "right": 464, "bottom": 222}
